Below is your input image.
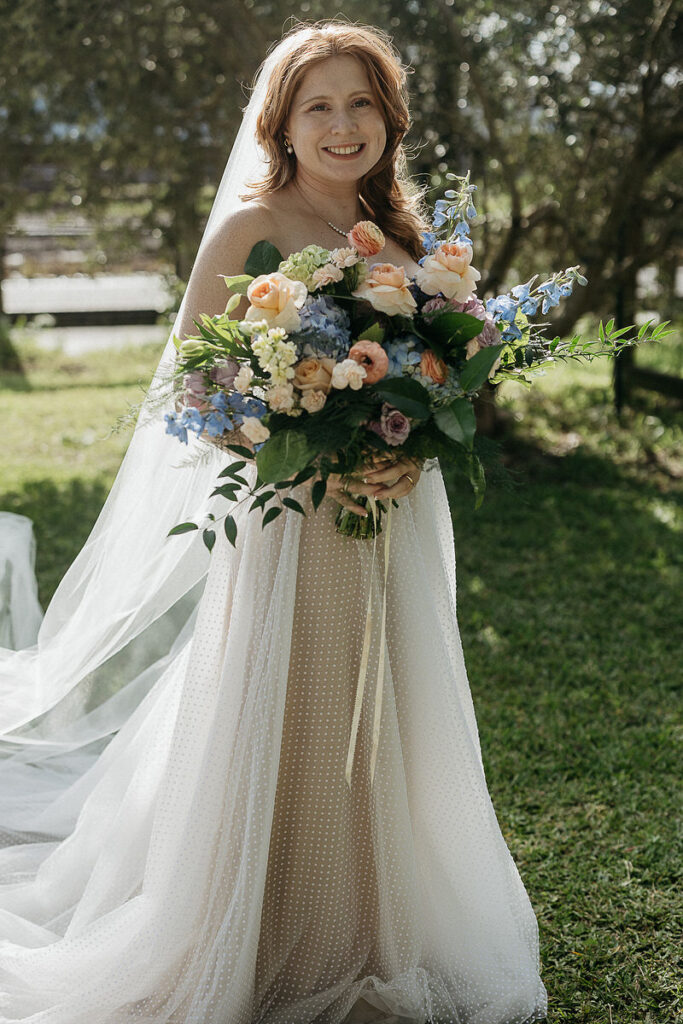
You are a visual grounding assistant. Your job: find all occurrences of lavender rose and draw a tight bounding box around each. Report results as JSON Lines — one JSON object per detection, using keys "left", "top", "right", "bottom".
{"left": 209, "top": 358, "right": 240, "bottom": 388}
{"left": 379, "top": 402, "right": 411, "bottom": 446}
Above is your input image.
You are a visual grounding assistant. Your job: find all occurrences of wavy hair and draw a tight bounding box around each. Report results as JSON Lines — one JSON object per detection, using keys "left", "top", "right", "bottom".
{"left": 239, "top": 19, "right": 430, "bottom": 263}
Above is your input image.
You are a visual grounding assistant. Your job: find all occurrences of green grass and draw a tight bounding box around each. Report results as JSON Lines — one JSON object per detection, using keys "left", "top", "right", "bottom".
{"left": 1, "top": 326, "right": 681, "bottom": 1023}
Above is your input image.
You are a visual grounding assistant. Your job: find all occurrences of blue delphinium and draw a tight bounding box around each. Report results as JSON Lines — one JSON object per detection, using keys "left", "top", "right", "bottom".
{"left": 537, "top": 278, "right": 573, "bottom": 314}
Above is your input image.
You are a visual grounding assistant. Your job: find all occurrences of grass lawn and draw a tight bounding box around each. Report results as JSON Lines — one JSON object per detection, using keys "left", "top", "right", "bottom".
{"left": 1, "top": 323, "right": 681, "bottom": 1023}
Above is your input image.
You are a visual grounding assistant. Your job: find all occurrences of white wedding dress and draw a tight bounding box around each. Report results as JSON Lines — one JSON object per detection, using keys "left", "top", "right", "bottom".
{"left": 0, "top": 454, "right": 548, "bottom": 1023}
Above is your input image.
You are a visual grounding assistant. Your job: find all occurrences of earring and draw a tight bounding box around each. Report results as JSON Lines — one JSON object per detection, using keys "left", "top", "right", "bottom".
{"left": 284, "top": 136, "right": 294, "bottom": 155}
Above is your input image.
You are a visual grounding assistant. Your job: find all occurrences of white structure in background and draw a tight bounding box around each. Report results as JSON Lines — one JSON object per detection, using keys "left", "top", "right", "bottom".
{"left": 0, "top": 513, "right": 43, "bottom": 650}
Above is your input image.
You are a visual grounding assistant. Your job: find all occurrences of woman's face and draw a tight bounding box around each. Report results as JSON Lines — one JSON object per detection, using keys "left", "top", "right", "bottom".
{"left": 284, "top": 54, "right": 388, "bottom": 186}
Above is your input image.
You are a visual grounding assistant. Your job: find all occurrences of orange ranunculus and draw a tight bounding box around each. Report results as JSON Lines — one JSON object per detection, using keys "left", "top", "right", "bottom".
{"left": 348, "top": 340, "right": 389, "bottom": 385}
{"left": 419, "top": 349, "right": 448, "bottom": 384}
{"left": 347, "top": 220, "right": 385, "bottom": 258}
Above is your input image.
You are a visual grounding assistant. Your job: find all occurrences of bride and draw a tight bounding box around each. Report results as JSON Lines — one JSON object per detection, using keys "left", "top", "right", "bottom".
{"left": 0, "top": 20, "right": 549, "bottom": 1024}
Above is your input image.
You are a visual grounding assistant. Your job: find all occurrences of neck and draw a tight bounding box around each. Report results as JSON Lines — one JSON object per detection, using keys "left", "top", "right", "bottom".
{"left": 292, "top": 170, "right": 364, "bottom": 228}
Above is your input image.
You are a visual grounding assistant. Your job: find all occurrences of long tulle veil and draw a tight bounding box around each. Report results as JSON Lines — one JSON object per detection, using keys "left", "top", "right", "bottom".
{"left": 0, "top": 26, "right": 318, "bottom": 841}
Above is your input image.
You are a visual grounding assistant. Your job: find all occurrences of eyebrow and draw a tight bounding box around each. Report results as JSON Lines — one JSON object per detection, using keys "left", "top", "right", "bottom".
{"left": 298, "top": 90, "right": 372, "bottom": 107}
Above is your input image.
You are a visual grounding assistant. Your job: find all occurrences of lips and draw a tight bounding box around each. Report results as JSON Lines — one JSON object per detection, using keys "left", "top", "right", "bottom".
{"left": 322, "top": 143, "right": 366, "bottom": 157}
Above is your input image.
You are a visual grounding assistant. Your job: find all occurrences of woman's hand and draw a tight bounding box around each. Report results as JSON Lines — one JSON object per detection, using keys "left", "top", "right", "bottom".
{"left": 299, "top": 453, "right": 421, "bottom": 517}
{"left": 360, "top": 453, "right": 423, "bottom": 500}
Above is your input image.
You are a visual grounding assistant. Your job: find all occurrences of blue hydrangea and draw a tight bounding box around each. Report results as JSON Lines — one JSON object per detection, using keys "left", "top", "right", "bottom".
{"left": 293, "top": 294, "right": 352, "bottom": 358}
{"left": 383, "top": 333, "right": 424, "bottom": 377}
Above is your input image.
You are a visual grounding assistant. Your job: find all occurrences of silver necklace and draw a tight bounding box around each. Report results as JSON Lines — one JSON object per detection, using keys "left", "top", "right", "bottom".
{"left": 294, "top": 180, "right": 359, "bottom": 237}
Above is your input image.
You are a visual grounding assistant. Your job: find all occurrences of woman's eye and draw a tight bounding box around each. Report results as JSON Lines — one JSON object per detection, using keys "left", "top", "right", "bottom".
{"left": 309, "top": 98, "right": 371, "bottom": 112}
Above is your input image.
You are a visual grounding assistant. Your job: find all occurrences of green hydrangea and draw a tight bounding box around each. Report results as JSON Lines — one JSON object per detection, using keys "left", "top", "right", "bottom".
{"left": 278, "top": 245, "right": 332, "bottom": 290}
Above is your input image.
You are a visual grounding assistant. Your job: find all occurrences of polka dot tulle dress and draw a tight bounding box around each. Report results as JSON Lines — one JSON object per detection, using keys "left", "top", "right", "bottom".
{"left": 0, "top": 459, "right": 548, "bottom": 1023}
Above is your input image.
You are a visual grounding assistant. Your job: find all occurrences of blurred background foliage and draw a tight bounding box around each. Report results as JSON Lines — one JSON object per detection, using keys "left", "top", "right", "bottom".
{"left": 1, "top": 0, "right": 681, "bottom": 331}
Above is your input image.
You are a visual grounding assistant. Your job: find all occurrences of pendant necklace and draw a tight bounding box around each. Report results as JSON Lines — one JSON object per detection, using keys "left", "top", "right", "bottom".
{"left": 293, "top": 179, "right": 360, "bottom": 238}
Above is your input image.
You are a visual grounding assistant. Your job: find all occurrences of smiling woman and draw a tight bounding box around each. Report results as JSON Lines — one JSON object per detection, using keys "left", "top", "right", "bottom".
{"left": 0, "top": 18, "right": 548, "bottom": 1024}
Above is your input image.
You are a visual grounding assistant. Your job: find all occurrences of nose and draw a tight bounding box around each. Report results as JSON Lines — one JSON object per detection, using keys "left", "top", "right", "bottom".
{"left": 329, "top": 108, "right": 359, "bottom": 135}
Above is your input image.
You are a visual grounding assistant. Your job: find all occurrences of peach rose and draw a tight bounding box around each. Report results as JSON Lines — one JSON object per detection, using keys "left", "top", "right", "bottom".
{"left": 415, "top": 242, "right": 481, "bottom": 301}
{"left": 348, "top": 340, "right": 389, "bottom": 385}
{"left": 352, "top": 262, "right": 418, "bottom": 317}
{"left": 419, "top": 349, "right": 448, "bottom": 384}
{"left": 244, "top": 271, "right": 308, "bottom": 332}
{"left": 347, "top": 220, "right": 385, "bottom": 258}
{"left": 292, "top": 356, "right": 337, "bottom": 395}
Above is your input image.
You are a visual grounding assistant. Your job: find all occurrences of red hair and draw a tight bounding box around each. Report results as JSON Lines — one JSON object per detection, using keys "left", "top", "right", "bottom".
{"left": 240, "top": 19, "right": 429, "bottom": 262}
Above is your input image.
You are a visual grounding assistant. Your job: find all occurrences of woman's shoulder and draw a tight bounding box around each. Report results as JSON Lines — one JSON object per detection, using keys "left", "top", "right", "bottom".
{"left": 212, "top": 199, "right": 277, "bottom": 247}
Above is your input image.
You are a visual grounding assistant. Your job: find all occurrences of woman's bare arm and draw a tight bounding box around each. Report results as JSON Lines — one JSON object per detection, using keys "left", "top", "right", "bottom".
{"left": 174, "top": 202, "right": 276, "bottom": 457}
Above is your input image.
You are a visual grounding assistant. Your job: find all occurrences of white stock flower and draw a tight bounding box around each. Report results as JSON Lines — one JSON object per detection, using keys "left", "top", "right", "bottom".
{"left": 233, "top": 365, "right": 254, "bottom": 393}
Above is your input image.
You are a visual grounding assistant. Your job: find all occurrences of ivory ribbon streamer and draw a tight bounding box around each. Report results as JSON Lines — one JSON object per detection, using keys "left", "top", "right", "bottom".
{"left": 345, "top": 496, "right": 393, "bottom": 791}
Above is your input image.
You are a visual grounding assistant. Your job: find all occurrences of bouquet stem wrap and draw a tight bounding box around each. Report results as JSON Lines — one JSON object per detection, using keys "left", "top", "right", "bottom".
{"left": 345, "top": 496, "right": 393, "bottom": 790}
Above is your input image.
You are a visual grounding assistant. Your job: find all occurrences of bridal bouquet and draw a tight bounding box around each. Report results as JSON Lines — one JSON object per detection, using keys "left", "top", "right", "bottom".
{"left": 163, "top": 171, "right": 671, "bottom": 550}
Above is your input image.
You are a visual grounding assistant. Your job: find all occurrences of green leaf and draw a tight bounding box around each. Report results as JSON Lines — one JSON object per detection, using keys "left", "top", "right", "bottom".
{"left": 262, "top": 506, "right": 282, "bottom": 528}
{"left": 424, "top": 310, "right": 486, "bottom": 349}
{"left": 245, "top": 240, "right": 283, "bottom": 277}
{"left": 282, "top": 496, "right": 306, "bottom": 515}
{"left": 255, "top": 430, "right": 315, "bottom": 484}
{"left": 598, "top": 320, "right": 606, "bottom": 343}
{"left": 223, "top": 444, "right": 254, "bottom": 460}
{"left": 459, "top": 344, "right": 505, "bottom": 392}
{"left": 203, "top": 528, "right": 216, "bottom": 552}
{"left": 218, "top": 460, "right": 247, "bottom": 478}
{"left": 370, "top": 377, "right": 432, "bottom": 419}
{"left": 311, "top": 477, "right": 327, "bottom": 510}
{"left": 209, "top": 484, "right": 239, "bottom": 500}
{"left": 219, "top": 273, "right": 253, "bottom": 295}
{"left": 225, "top": 292, "right": 242, "bottom": 314}
{"left": 167, "top": 521, "right": 199, "bottom": 536}
{"left": 358, "top": 321, "right": 385, "bottom": 343}
{"left": 434, "top": 397, "right": 476, "bottom": 450}
{"left": 290, "top": 465, "right": 318, "bottom": 487}
{"left": 224, "top": 515, "right": 237, "bottom": 548}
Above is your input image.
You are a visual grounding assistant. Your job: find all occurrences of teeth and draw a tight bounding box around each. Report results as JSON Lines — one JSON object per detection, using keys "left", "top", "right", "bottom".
{"left": 326, "top": 144, "right": 362, "bottom": 155}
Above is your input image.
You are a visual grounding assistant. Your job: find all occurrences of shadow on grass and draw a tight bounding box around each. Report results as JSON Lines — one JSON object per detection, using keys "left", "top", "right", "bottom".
{"left": 442, "top": 433, "right": 680, "bottom": 1023}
